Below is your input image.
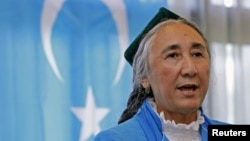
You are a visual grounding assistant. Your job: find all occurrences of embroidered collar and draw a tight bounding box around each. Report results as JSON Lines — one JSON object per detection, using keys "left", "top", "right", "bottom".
{"left": 149, "top": 98, "right": 205, "bottom": 141}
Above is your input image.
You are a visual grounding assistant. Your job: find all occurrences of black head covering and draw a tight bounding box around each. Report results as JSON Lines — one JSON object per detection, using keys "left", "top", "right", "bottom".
{"left": 124, "top": 7, "right": 181, "bottom": 65}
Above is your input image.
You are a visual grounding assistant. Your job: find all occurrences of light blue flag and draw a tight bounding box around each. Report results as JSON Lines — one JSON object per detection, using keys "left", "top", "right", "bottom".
{"left": 0, "top": 0, "right": 168, "bottom": 141}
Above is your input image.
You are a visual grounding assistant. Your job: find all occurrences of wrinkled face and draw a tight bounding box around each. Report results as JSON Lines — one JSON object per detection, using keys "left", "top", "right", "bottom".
{"left": 146, "top": 23, "right": 210, "bottom": 114}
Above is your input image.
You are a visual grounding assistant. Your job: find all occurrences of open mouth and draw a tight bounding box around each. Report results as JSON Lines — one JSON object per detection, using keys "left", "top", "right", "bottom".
{"left": 178, "top": 84, "right": 198, "bottom": 91}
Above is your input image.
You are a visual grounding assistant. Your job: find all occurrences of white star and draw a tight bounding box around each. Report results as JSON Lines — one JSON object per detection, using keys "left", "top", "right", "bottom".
{"left": 71, "top": 86, "right": 110, "bottom": 141}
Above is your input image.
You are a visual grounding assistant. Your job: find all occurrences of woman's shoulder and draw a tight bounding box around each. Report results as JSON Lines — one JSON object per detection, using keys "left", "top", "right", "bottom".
{"left": 94, "top": 118, "right": 147, "bottom": 141}
{"left": 202, "top": 112, "right": 230, "bottom": 125}
{"left": 209, "top": 119, "right": 230, "bottom": 125}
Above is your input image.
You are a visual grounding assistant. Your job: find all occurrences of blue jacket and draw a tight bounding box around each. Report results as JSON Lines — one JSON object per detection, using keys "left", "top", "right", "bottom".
{"left": 94, "top": 99, "right": 228, "bottom": 141}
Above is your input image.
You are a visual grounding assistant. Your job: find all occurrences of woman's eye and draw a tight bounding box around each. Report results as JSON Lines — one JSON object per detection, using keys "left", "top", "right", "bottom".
{"left": 168, "top": 53, "right": 178, "bottom": 58}
{"left": 192, "top": 52, "right": 202, "bottom": 57}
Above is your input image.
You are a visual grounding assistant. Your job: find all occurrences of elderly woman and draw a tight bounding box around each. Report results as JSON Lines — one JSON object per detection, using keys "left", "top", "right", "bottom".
{"left": 94, "top": 7, "right": 228, "bottom": 141}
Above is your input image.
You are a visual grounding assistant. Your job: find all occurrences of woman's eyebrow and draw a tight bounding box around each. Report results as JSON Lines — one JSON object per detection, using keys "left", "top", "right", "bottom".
{"left": 160, "top": 42, "right": 206, "bottom": 55}
{"left": 160, "top": 44, "right": 180, "bottom": 55}
{"left": 192, "top": 42, "right": 206, "bottom": 50}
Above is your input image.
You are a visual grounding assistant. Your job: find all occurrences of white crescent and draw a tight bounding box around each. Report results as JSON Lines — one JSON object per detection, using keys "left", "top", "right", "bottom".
{"left": 41, "top": 0, "right": 65, "bottom": 82}
{"left": 101, "top": 0, "right": 129, "bottom": 85}
{"left": 41, "top": 0, "right": 128, "bottom": 84}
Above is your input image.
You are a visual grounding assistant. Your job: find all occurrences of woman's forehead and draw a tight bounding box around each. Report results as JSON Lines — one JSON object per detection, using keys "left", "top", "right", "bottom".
{"left": 152, "top": 23, "right": 206, "bottom": 45}
{"left": 156, "top": 22, "right": 201, "bottom": 36}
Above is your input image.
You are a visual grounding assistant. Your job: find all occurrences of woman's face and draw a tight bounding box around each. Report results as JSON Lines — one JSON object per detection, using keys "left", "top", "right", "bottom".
{"left": 146, "top": 22, "right": 210, "bottom": 115}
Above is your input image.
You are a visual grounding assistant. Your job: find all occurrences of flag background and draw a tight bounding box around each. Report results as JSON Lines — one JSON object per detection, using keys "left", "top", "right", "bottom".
{"left": 0, "top": 0, "right": 169, "bottom": 141}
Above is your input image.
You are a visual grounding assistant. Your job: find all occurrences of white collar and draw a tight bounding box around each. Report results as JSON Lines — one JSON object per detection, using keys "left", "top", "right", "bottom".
{"left": 149, "top": 98, "right": 204, "bottom": 141}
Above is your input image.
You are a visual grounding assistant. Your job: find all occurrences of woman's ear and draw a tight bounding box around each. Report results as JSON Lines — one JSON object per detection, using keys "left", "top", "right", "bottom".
{"left": 141, "top": 78, "right": 150, "bottom": 89}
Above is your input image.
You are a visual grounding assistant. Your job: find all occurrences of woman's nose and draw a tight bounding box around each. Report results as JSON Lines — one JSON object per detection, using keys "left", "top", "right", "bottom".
{"left": 181, "top": 56, "right": 198, "bottom": 77}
